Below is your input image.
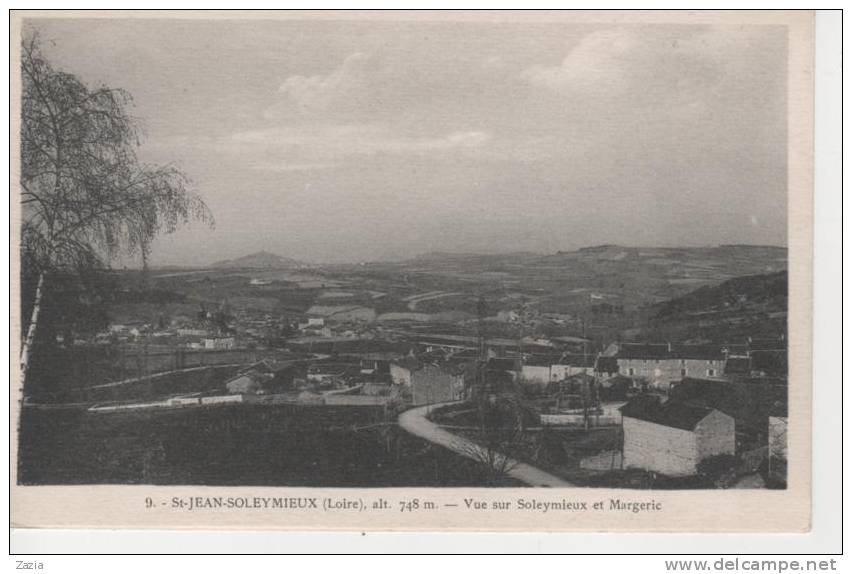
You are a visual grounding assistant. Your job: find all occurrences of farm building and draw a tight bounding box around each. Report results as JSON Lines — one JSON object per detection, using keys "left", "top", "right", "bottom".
{"left": 668, "top": 377, "right": 787, "bottom": 444}
{"left": 520, "top": 353, "right": 596, "bottom": 385}
{"left": 620, "top": 397, "right": 735, "bottom": 476}
{"left": 602, "top": 342, "right": 733, "bottom": 387}
{"left": 520, "top": 355, "right": 561, "bottom": 385}
{"left": 225, "top": 368, "right": 274, "bottom": 394}
{"left": 203, "top": 337, "right": 236, "bottom": 350}
{"left": 390, "top": 358, "right": 465, "bottom": 405}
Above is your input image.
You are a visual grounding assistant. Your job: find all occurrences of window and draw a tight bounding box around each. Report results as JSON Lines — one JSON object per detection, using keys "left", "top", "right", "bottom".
{"left": 628, "top": 368, "right": 635, "bottom": 376}
{"left": 680, "top": 368, "right": 687, "bottom": 376}
{"left": 708, "top": 360, "right": 716, "bottom": 365}
{"left": 654, "top": 359, "right": 660, "bottom": 364}
{"left": 680, "top": 359, "right": 687, "bottom": 366}
{"left": 708, "top": 369, "right": 716, "bottom": 377}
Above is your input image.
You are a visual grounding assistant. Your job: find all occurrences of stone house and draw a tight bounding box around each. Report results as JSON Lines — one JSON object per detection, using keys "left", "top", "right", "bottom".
{"left": 203, "top": 337, "right": 236, "bottom": 350}
{"left": 520, "top": 353, "right": 598, "bottom": 386}
{"left": 225, "top": 369, "right": 273, "bottom": 395}
{"left": 619, "top": 397, "right": 736, "bottom": 476}
{"left": 549, "top": 354, "right": 598, "bottom": 381}
{"left": 390, "top": 358, "right": 465, "bottom": 405}
{"left": 602, "top": 342, "right": 730, "bottom": 388}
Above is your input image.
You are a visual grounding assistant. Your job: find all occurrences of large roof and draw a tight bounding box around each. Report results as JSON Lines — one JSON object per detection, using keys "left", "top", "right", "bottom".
{"left": 615, "top": 343, "right": 727, "bottom": 361}
{"left": 557, "top": 353, "right": 597, "bottom": 368}
{"left": 486, "top": 357, "right": 519, "bottom": 371}
{"left": 620, "top": 398, "right": 716, "bottom": 431}
{"left": 749, "top": 350, "right": 787, "bottom": 376}
{"left": 523, "top": 354, "right": 564, "bottom": 367}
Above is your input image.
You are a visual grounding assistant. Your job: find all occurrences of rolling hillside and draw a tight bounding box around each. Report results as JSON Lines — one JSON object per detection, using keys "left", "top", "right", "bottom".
{"left": 209, "top": 251, "right": 304, "bottom": 269}
{"left": 628, "top": 271, "right": 788, "bottom": 344}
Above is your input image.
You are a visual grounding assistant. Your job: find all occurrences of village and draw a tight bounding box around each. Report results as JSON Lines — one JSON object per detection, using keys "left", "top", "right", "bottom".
{"left": 77, "top": 282, "right": 788, "bottom": 489}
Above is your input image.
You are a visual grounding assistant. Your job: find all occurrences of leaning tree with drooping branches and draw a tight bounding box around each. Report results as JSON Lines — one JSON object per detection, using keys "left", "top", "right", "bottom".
{"left": 19, "top": 32, "right": 213, "bottom": 386}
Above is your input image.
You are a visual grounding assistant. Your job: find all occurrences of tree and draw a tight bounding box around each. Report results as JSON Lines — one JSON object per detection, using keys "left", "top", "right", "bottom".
{"left": 454, "top": 391, "right": 532, "bottom": 485}
{"left": 19, "top": 33, "right": 213, "bottom": 386}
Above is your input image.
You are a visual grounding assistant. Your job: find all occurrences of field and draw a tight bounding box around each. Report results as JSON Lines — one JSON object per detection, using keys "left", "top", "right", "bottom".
{"left": 18, "top": 404, "right": 519, "bottom": 487}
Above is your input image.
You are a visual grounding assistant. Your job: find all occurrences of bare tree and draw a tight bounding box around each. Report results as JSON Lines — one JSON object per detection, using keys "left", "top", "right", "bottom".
{"left": 19, "top": 33, "right": 213, "bottom": 385}
{"left": 453, "top": 392, "right": 527, "bottom": 485}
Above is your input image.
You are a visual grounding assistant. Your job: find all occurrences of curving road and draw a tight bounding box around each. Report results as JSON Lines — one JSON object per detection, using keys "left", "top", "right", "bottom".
{"left": 398, "top": 401, "right": 574, "bottom": 487}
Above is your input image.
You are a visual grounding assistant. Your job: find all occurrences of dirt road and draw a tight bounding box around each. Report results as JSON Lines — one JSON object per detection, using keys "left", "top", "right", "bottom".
{"left": 398, "top": 402, "right": 574, "bottom": 487}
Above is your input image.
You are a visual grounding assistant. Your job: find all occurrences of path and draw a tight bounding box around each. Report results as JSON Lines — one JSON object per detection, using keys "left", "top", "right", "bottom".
{"left": 398, "top": 401, "right": 574, "bottom": 487}
{"left": 403, "top": 291, "right": 461, "bottom": 311}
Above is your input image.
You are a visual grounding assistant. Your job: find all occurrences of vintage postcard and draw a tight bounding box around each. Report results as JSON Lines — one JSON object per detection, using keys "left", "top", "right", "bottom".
{"left": 10, "top": 10, "right": 813, "bottom": 532}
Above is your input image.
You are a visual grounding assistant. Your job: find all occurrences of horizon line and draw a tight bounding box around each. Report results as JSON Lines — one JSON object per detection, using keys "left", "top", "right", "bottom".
{"left": 141, "top": 242, "right": 789, "bottom": 270}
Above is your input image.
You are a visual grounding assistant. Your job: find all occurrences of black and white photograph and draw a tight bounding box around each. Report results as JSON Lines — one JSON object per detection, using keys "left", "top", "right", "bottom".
{"left": 10, "top": 10, "right": 818, "bottom": 535}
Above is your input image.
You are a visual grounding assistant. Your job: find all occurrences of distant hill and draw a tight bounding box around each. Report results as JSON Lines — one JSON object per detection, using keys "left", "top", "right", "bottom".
{"left": 653, "top": 270, "right": 787, "bottom": 320}
{"left": 629, "top": 271, "right": 788, "bottom": 343}
{"left": 209, "top": 251, "right": 303, "bottom": 269}
{"left": 408, "top": 251, "right": 536, "bottom": 263}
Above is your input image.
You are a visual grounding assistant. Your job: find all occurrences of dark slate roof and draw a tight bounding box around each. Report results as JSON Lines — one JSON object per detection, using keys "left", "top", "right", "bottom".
{"left": 749, "top": 350, "right": 787, "bottom": 376}
{"left": 595, "top": 356, "right": 619, "bottom": 374}
{"left": 563, "top": 372, "right": 596, "bottom": 383}
{"left": 616, "top": 343, "right": 670, "bottom": 360}
{"left": 307, "top": 363, "right": 351, "bottom": 374}
{"left": 671, "top": 344, "right": 727, "bottom": 360}
{"left": 722, "top": 344, "right": 750, "bottom": 356}
{"left": 450, "top": 349, "right": 480, "bottom": 360}
{"left": 668, "top": 377, "right": 787, "bottom": 430}
{"left": 615, "top": 343, "right": 726, "bottom": 361}
{"left": 486, "top": 357, "right": 518, "bottom": 371}
{"left": 524, "top": 354, "right": 563, "bottom": 367}
{"left": 557, "top": 353, "right": 597, "bottom": 368}
{"left": 749, "top": 337, "right": 786, "bottom": 351}
{"left": 620, "top": 398, "right": 715, "bottom": 431}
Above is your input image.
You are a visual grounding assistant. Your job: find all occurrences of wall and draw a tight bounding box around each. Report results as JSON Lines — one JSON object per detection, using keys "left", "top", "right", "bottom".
{"left": 622, "top": 416, "right": 697, "bottom": 476}
{"left": 411, "top": 365, "right": 463, "bottom": 405}
{"left": 694, "top": 409, "right": 736, "bottom": 461}
{"left": 617, "top": 358, "right": 726, "bottom": 387}
{"left": 768, "top": 416, "right": 788, "bottom": 461}
{"left": 520, "top": 365, "right": 551, "bottom": 385}
{"left": 520, "top": 364, "right": 593, "bottom": 385}
{"left": 550, "top": 364, "right": 593, "bottom": 381}
{"left": 540, "top": 413, "right": 621, "bottom": 427}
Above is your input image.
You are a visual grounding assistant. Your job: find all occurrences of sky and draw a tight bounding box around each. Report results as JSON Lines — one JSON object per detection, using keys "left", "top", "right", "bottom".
{"left": 27, "top": 16, "right": 788, "bottom": 266}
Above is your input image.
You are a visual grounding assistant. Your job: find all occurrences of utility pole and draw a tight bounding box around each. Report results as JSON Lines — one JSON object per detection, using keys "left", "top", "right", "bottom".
{"left": 476, "top": 296, "right": 488, "bottom": 399}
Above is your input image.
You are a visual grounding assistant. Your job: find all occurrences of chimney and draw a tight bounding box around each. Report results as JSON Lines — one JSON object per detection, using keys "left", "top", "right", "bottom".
{"left": 667, "top": 341, "right": 672, "bottom": 353}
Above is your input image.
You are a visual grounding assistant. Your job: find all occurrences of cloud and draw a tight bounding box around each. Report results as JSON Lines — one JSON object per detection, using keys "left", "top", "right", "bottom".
{"left": 522, "top": 29, "right": 639, "bottom": 94}
{"left": 219, "top": 124, "right": 492, "bottom": 170}
{"left": 519, "top": 26, "right": 773, "bottom": 109}
{"left": 273, "top": 52, "right": 373, "bottom": 115}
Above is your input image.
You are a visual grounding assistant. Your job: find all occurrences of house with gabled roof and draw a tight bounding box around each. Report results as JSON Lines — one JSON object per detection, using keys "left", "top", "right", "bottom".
{"left": 603, "top": 342, "right": 730, "bottom": 387}
{"left": 620, "top": 396, "right": 735, "bottom": 476}
{"left": 519, "top": 353, "right": 597, "bottom": 385}
{"left": 389, "top": 357, "right": 465, "bottom": 405}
